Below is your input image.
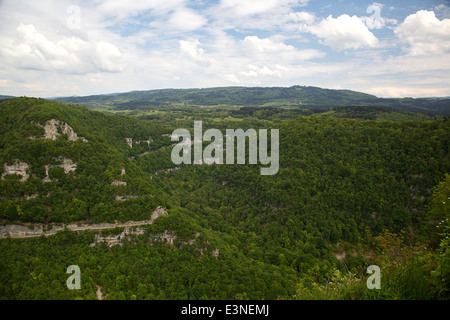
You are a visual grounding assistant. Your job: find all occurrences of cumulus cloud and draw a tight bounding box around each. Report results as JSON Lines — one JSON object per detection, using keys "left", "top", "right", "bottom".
{"left": 288, "top": 11, "right": 316, "bottom": 24}
{"left": 239, "top": 64, "right": 289, "bottom": 77}
{"left": 1, "top": 23, "right": 123, "bottom": 74}
{"left": 242, "top": 35, "right": 324, "bottom": 61}
{"left": 220, "top": 0, "right": 309, "bottom": 16}
{"left": 167, "top": 8, "right": 208, "bottom": 31}
{"left": 178, "top": 39, "right": 211, "bottom": 67}
{"left": 394, "top": 10, "right": 450, "bottom": 56}
{"left": 309, "top": 14, "right": 379, "bottom": 51}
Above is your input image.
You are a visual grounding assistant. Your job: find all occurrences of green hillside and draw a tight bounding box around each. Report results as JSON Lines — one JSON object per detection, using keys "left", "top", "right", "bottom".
{"left": 0, "top": 97, "right": 449, "bottom": 300}
{"left": 54, "top": 86, "right": 450, "bottom": 115}
{"left": 0, "top": 97, "right": 173, "bottom": 223}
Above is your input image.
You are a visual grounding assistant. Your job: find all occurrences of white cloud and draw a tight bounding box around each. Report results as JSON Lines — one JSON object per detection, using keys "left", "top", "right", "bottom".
{"left": 309, "top": 14, "right": 379, "bottom": 51}
{"left": 242, "top": 36, "right": 324, "bottom": 61}
{"left": 167, "top": 8, "right": 208, "bottom": 31}
{"left": 239, "top": 64, "right": 289, "bottom": 77}
{"left": 1, "top": 23, "right": 123, "bottom": 74}
{"left": 0, "top": 0, "right": 449, "bottom": 99}
{"left": 288, "top": 11, "right": 316, "bottom": 24}
{"left": 394, "top": 10, "right": 450, "bottom": 56}
{"left": 220, "top": 0, "right": 309, "bottom": 16}
{"left": 366, "top": 86, "right": 450, "bottom": 99}
{"left": 178, "top": 39, "right": 211, "bottom": 67}
{"left": 224, "top": 74, "right": 241, "bottom": 84}
{"left": 179, "top": 40, "right": 205, "bottom": 60}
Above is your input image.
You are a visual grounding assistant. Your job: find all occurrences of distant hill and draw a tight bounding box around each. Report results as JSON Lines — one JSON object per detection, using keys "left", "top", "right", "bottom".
{"left": 53, "top": 86, "right": 450, "bottom": 115}
{"left": 0, "top": 95, "right": 15, "bottom": 102}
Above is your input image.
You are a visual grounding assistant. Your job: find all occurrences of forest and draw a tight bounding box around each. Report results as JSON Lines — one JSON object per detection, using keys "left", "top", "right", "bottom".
{"left": 0, "top": 96, "right": 449, "bottom": 301}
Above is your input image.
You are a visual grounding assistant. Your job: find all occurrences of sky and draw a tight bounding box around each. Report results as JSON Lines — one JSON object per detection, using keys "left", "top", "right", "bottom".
{"left": 1, "top": 0, "right": 450, "bottom": 98}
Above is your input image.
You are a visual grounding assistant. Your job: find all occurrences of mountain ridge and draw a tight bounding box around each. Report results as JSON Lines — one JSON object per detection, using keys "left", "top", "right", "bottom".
{"left": 50, "top": 85, "right": 450, "bottom": 115}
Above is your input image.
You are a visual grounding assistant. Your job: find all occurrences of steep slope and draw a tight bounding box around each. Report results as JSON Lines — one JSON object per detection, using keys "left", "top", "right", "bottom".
{"left": 0, "top": 97, "right": 449, "bottom": 300}
{"left": 0, "top": 97, "right": 172, "bottom": 223}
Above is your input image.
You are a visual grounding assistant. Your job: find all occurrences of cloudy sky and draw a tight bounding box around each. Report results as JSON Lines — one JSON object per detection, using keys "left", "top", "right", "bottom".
{"left": 1, "top": 0, "right": 450, "bottom": 98}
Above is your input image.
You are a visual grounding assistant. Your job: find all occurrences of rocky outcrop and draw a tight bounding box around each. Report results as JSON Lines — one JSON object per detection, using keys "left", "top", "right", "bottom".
{"left": 111, "top": 180, "right": 127, "bottom": 186}
{"left": 43, "top": 158, "right": 77, "bottom": 182}
{"left": 125, "top": 138, "right": 133, "bottom": 148}
{"left": 90, "top": 227, "right": 147, "bottom": 247}
{"left": 1, "top": 160, "right": 30, "bottom": 181}
{"left": 29, "top": 119, "right": 88, "bottom": 142}
{"left": 125, "top": 136, "right": 152, "bottom": 148}
{"left": 150, "top": 167, "right": 180, "bottom": 179}
{"left": 149, "top": 230, "right": 177, "bottom": 246}
{"left": 212, "top": 249, "right": 220, "bottom": 259}
{"left": 150, "top": 206, "right": 168, "bottom": 223}
{"left": 115, "top": 195, "right": 140, "bottom": 201}
{"left": 0, "top": 206, "right": 169, "bottom": 239}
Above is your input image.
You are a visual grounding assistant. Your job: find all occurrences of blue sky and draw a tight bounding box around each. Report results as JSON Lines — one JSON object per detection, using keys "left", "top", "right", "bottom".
{"left": 1, "top": 0, "right": 449, "bottom": 98}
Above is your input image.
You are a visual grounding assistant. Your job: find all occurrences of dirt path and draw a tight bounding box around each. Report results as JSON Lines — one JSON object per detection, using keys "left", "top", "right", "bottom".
{"left": 96, "top": 285, "right": 103, "bottom": 300}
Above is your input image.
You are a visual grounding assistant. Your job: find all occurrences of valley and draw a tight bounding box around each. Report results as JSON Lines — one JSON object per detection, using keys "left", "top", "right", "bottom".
{"left": 0, "top": 91, "right": 449, "bottom": 301}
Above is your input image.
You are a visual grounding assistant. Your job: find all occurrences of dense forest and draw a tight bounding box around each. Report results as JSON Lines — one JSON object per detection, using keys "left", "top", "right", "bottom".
{"left": 0, "top": 96, "right": 449, "bottom": 300}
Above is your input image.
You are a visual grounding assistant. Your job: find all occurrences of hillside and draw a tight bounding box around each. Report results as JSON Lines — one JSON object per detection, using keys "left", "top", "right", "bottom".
{"left": 0, "top": 97, "right": 449, "bottom": 301}
{"left": 0, "top": 97, "right": 173, "bottom": 223}
{"left": 54, "top": 86, "right": 450, "bottom": 115}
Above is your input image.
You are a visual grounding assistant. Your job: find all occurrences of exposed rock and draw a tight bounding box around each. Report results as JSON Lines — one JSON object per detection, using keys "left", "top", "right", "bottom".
{"left": 90, "top": 227, "right": 147, "bottom": 247}
{"left": 125, "top": 138, "right": 133, "bottom": 148}
{"left": 43, "top": 158, "right": 77, "bottom": 182}
{"left": 60, "top": 158, "right": 77, "bottom": 174}
{"left": 0, "top": 207, "right": 168, "bottom": 239}
{"left": 150, "top": 206, "right": 168, "bottom": 223}
{"left": 29, "top": 119, "right": 87, "bottom": 142}
{"left": 96, "top": 285, "right": 103, "bottom": 300}
{"left": 125, "top": 136, "right": 152, "bottom": 148}
{"left": 115, "top": 195, "right": 139, "bottom": 201}
{"left": 111, "top": 180, "right": 127, "bottom": 186}
{"left": 150, "top": 230, "right": 177, "bottom": 246}
{"left": 1, "top": 160, "right": 30, "bottom": 181}
{"left": 212, "top": 249, "right": 220, "bottom": 259}
{"left": 150, "top": 167, "right": 180, "bottom": 179}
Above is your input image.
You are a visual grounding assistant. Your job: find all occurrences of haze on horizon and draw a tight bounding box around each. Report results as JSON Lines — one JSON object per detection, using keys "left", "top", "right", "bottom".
{"left": 0, "top": 0, "right": 450, "bottom": 99}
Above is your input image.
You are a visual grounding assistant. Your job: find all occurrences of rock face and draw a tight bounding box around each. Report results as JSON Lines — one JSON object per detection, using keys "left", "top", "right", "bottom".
{"left": 43, "top": 158, "right": 77, "bottom": 182}
{"left": 150, "top": 206, "right": 168, "bottom": 223}
{"left": 115, "top": 195, "right": 140, "bottom": 201}
{"left": 150, "top": 167, "right": 180, "bottom": 179}
{"left": 212, "top": 249, "right": 220, "bottom": 258}
{"left": 29, "top": 119, "right": 88, "bottom": 142}
{"left": 150, "top": 230, "right": 177, "bottom": 245}
{"left": 90, "top": 227, "right": 147, "bottom": 247}
{"left": 111, "top": 180, "right": 127, "bottom": 186}
{"left": 125, "top": 136, "right": 152, "bottom": 148}
{"left": 125, "top": 138, "right": 133, "bottom": 148}
{"left": 1, "top": 160, "right": 30, "bottom": 181}
{"left": 1, "top": 206, "right": 169, "bottom": 239}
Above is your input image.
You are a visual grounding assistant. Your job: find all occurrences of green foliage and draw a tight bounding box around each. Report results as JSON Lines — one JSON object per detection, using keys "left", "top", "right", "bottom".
{"left": 0, "top": 97, "right": 449, "bottom": 300}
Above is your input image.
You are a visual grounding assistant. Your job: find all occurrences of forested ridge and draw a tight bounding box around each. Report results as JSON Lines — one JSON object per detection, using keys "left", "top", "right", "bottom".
{"left": 0, "top": 97, "right": 449, "bottom": 300}
{"left": 54, "top": 86, "right": 450, "bottom": 115}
